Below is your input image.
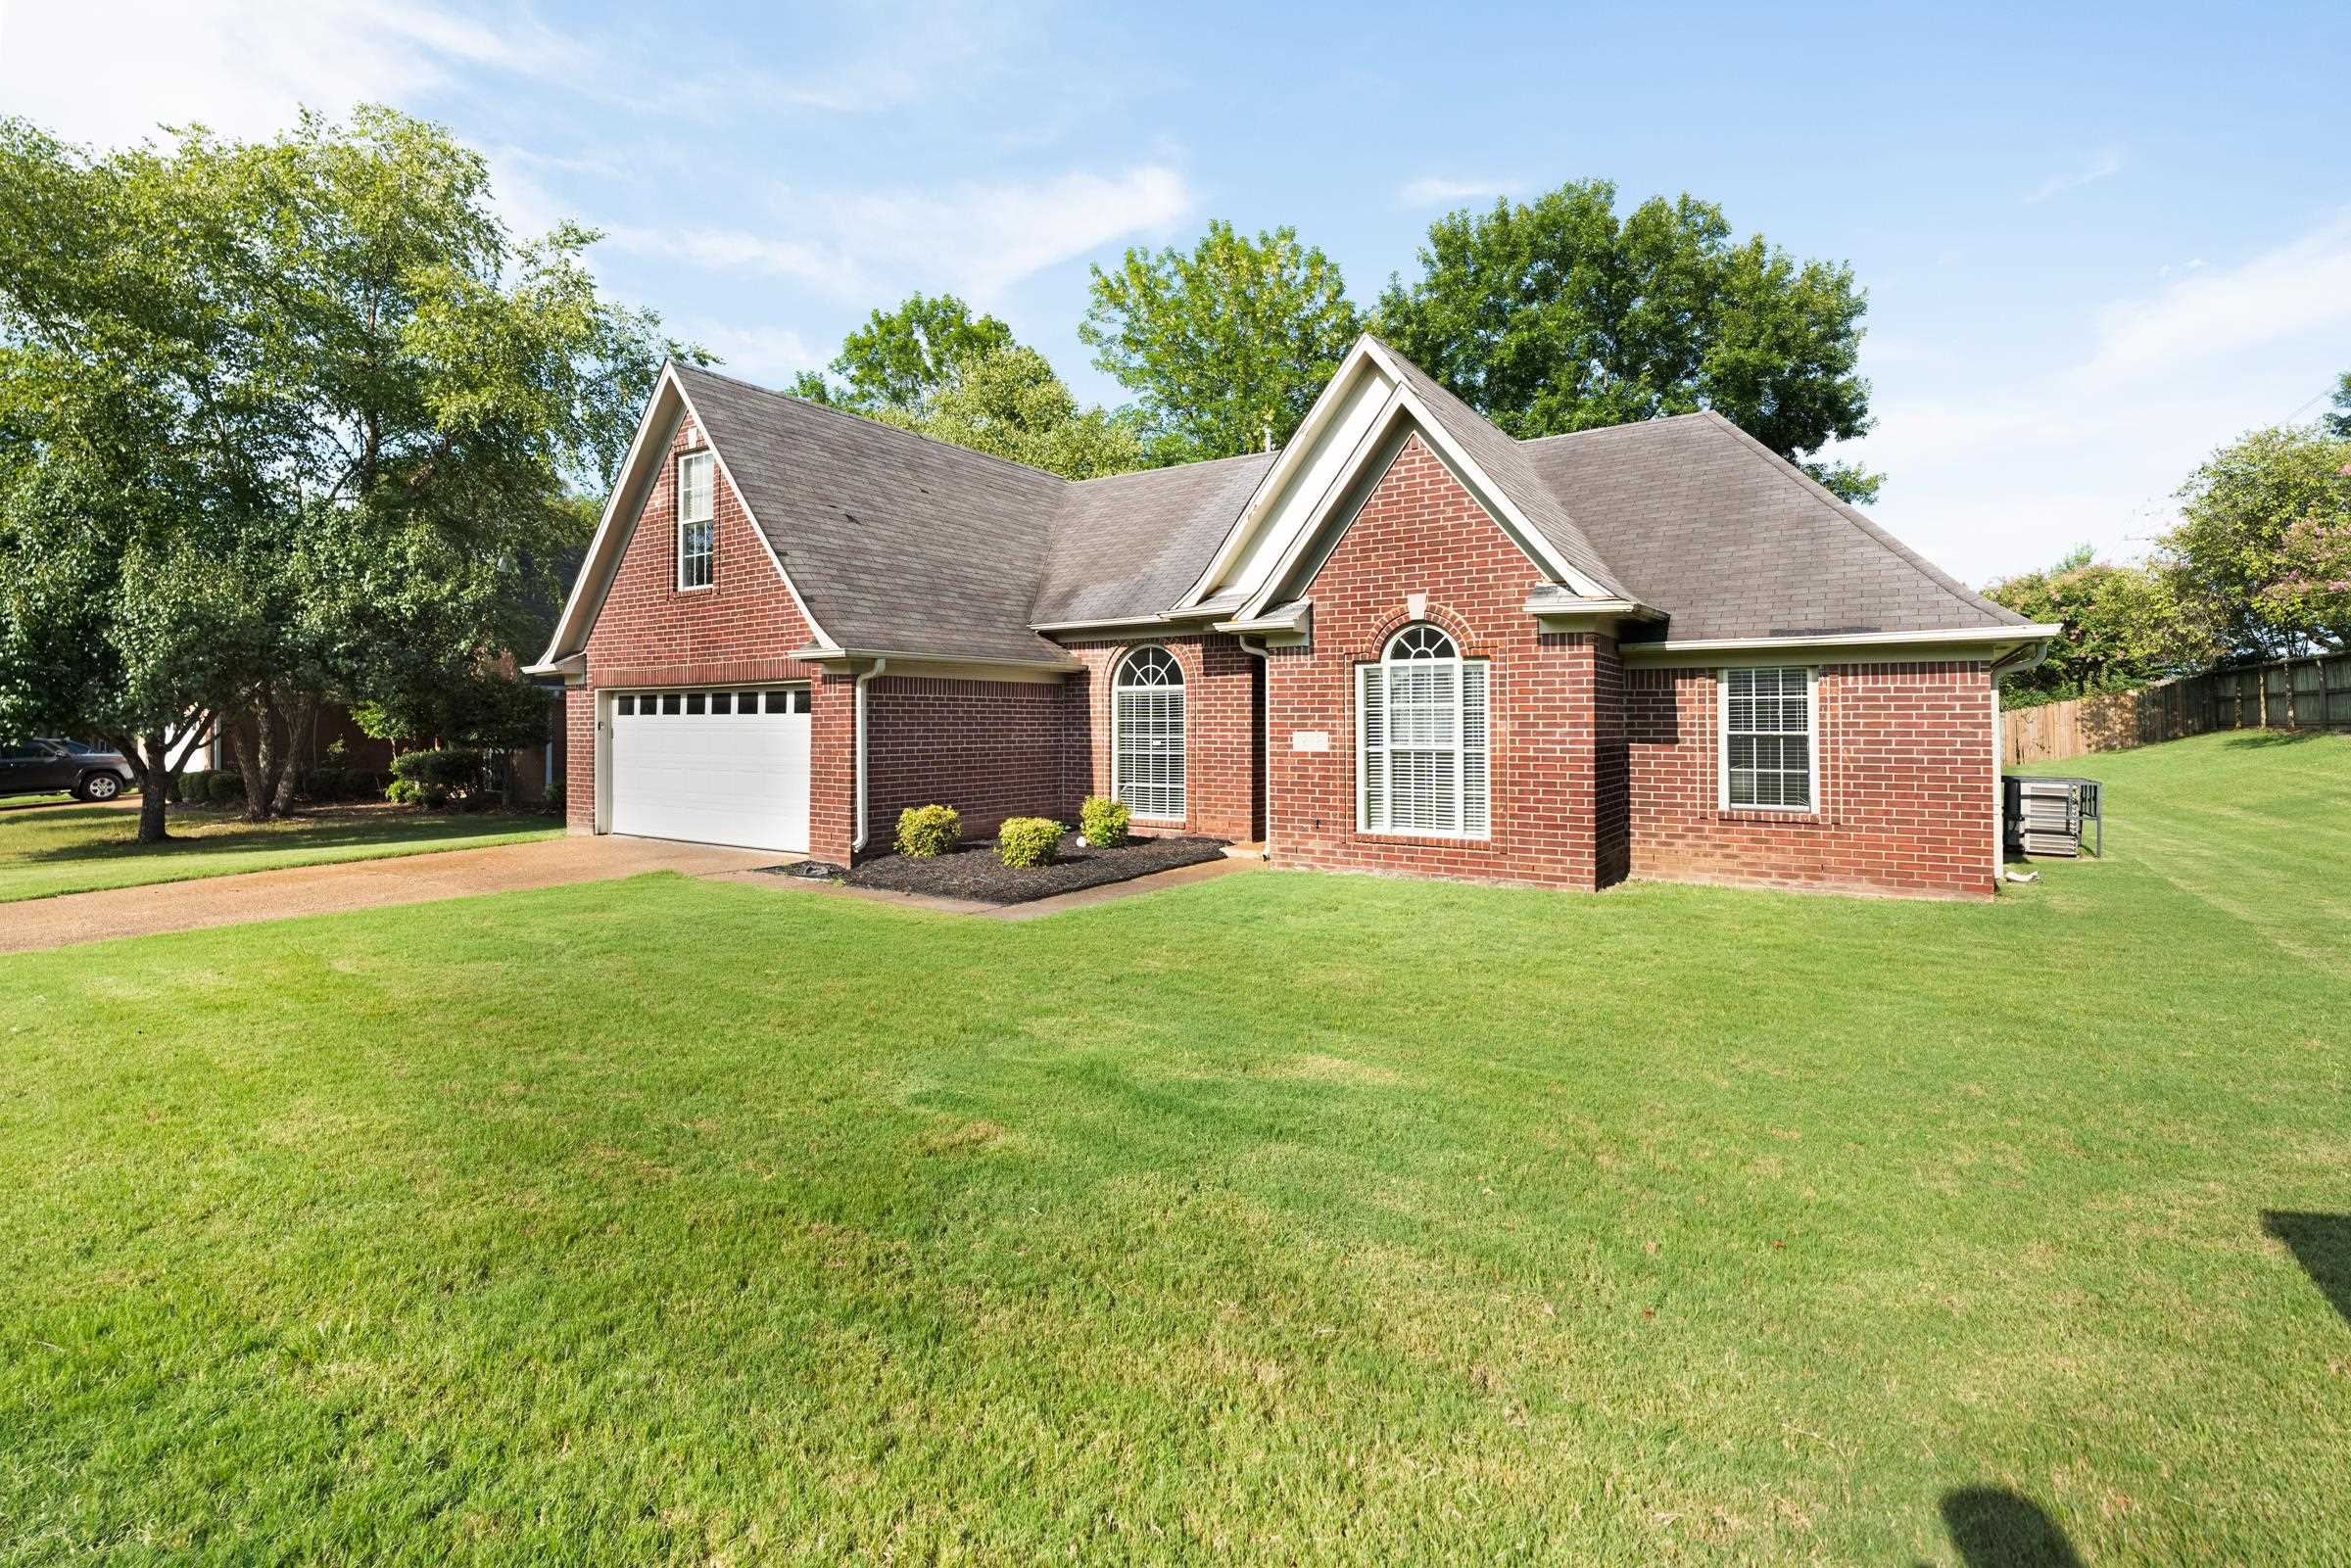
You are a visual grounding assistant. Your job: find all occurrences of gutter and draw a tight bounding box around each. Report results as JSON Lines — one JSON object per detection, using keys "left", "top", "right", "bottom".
{"left": 1621, "top": 623, "right": 2065, "bottom": 657}
{"left": 851, "top": 657, "right": 888, "bottom": 855}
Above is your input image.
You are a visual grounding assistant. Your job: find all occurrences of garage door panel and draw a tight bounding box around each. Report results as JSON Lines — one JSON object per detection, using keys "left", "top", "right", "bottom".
{"left": 610, "top": 690, "right": 809, "bottom": 853}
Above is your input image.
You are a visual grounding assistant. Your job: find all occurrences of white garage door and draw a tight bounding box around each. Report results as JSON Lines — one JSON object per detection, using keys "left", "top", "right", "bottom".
{"left": 610, "top": 687, "right": 811, "bottom": 853}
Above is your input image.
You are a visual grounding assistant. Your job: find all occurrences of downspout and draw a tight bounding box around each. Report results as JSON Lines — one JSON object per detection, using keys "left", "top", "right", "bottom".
{"left": 1238, "top": 637, "right": 1271, "bottom": 857}
{"left": 850, "top": 657, "right": 888, "bottom": 855}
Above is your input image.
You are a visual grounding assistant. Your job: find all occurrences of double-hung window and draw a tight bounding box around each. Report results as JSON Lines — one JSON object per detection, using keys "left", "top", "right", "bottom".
{"left": 676, "top": 451, "right": 714, "bottom": 590}
{"left": 1721, "top": 666, "right": 1816, "bottom": 810}
{"left": 1113, "top": 646, "right": 1185, "bottom": 820}
{"left": 1358, "top": 625, "right": 1488, "bottom": 837}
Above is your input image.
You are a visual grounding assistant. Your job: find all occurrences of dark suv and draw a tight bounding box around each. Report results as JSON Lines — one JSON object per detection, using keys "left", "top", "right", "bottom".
{"left": 0, "top": 738, "right": 136, "bottom": 802}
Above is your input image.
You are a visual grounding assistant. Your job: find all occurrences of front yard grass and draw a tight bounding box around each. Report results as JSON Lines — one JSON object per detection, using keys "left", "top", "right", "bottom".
{"left": 0, "top": 800, "right": 562, "bottom": 903}
{"left": 1, "top": 730, "right": 2345, "bottom": 1564}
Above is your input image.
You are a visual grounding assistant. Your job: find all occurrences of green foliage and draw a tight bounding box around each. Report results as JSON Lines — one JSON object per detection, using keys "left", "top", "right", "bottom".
{"left": 178, "top": 769, "right": 214, "bottom": 802}
{"left": 1079, "top": 795, "right": 1130, "bottom": 848}
{"left": 0, "top": 106, "right": 693, "bottom": 835}
{"left": 206, "top": 771, "right": 246, "bottom": 805}
{"left": 794, "top": 293, "right": 1015, "bottom": 413}
{"left": 354, "top": 670, "right": 553, "bottom": 754}
{"left": 1984, "top": 546, "right": 2220, "bottom": 705}
{"left": 2327, "top": 369, "right": 2351, "bottom": 439}
{"left": 2163, "top": 424, "right": 2351, "bottom": 658}
{"left": 1375, "top": 180, "right": 1880, "bottom": 502}
{"left": 1081, "top": 219, "right": 1364, "bottom": 463}
{"left": 994, "top": 817, "right": 1064, "bottom": 869}
{"left": 389, "top": 747, "right": 499, "bottom": 809}
{"left": 874, "top": 347, "right": 1142, "bottom": 480}
{"left": 894, "top": 804, "right": 963, "bottom": 859}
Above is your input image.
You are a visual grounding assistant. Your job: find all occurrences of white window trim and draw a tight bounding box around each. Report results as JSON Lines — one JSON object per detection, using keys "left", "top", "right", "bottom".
{"left": 1717, "top": 665, "right": 1820, "bottom": 813}
{"left": 1356, "top": 630, "right": 1491, "bottom": 841}
{"left": 1113, "top": 645, "right": 1187, "bottom": 823}
{"left": 676, "top": 451, "right": 715, "bottom": 593}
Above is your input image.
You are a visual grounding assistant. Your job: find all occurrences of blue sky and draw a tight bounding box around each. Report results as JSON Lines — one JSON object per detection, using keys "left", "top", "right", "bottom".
{"left": 2, "top": 0, "right": 2346, "bottom": 587}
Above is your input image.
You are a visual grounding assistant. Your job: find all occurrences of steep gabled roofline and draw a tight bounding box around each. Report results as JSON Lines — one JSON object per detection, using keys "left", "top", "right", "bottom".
{"left": 530, "top": 361, "right": 840, "bottom": 673}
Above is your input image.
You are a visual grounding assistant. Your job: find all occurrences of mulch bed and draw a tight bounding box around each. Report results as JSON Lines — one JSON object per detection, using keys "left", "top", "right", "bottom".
{"left": 845, "top": 833, "right": 1229, "bottom": 905}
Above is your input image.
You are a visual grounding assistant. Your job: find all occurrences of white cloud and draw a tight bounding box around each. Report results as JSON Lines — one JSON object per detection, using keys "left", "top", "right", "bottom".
{"left": 1397, "top": 174, "right": 1522, "bottom": 209}
{"left": 2080, "top": 214, "right": 2351, "bottom": 385}
{"left": 2022, "top": 146, "right": 2126, "bottom": 204}
{"left": 681, "top": 322, "right": 826, "bottom": 384}
{"left": 604, "top": 164, "right": 1196, "bottom": 305}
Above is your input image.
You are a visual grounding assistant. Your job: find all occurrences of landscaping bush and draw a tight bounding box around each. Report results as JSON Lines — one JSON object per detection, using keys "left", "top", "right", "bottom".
{"left": 387, "top": 748, "right": 497, "bottom": 809}
{"left": 995, "top": 817, "right": 1064, "bottom": 870}
{"left": 206, "top": 771, "right": 246, "bottom": 805}
{"left": 299, "top": 764, "right": 360, "bottom": 802}
{"left": 179, "top": 769, "right": 213, "bottom": 803}
{"left": 894, "top": 804, "right": 961, "bottom": 858}
{"left": 1079, "top": 794, "right": 1129, "bottom": 848}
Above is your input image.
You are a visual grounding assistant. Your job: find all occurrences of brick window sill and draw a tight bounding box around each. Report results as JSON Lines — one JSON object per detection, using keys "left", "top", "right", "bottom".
{"left": 1716, "top": 808, "right": 1825, "bottom": 827}
{"left": 1353, "top": 832, "right": 1498, "bottom": 852}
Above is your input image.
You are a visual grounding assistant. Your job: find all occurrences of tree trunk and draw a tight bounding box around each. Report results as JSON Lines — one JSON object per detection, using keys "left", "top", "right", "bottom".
{"left": 272, "top": 690, "right": 318, "bottom": 814}
{"left": 132, "top": 731, "right": 173, "bottom": 843}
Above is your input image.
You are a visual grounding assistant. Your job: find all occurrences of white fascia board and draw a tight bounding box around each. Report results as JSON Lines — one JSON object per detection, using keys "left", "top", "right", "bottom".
{"left": 1621, "top": 624, "right": 2064, "bottom": 662}
{"left": 791, "top": 644, "right": 1082, "bottom": 678}
{"left": 1029, "top": 605, "right": 1224, "bottom": 635}
{"left": 536, "top": 366, "right": 684, "bottom": 668}
{"left": 669, "top": 375, "right": 839, "bottom": 652}
{"left": 1173, "top": 335, "right": 1392, "bottom": 611}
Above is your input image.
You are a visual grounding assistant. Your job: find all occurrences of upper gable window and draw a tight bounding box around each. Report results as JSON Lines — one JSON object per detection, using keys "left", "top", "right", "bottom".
{"left": 1721, "top": 666, "right": 1815, "bottom": 810}
{"left": 1358, "top": 625, "right": 1489, "bottom": 838}
{"left": 677, "top": 451, "right": 715, "bottom": 591}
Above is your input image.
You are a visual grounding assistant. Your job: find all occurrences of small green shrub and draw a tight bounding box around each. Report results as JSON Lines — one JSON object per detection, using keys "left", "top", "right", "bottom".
{"left": 995, "top": 817, "right": 1064, "bottom": 870}
{"left": 895, "top": 804, "right": 961, "bottom": 858}
{"left": 389, "top": 748, "right": 498, "bottom": 807}
{"left": 178, "top": 769, "right": 212, "bottom": 803}
{"left": 206, "top": 771, "right": 246, "bottom": 805}
{"left": 1079, "top": 795, "right": 1129, "bottom": 848}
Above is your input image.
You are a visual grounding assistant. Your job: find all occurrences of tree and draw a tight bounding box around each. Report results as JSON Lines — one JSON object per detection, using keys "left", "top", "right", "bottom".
{"left": 791, "top": 292, "right": 1014, "bottom": 413}
{"left": 1984, "top": 545, "right": 2219, "bottom": 705}
{"left": 2326, "top": 369, "right": 2351, "bottom": 439}
{"left": 0, "top": 107, "right": 689, "bottom": 841}
{"left": 1375, "top": 180, "right": 1882, "bottom": 503}
{"left": 2163, "top": 425, "right": 2351, "bottom": 659}
{"left": 1080, "top": 220, "right": 1363, "bottom": 464}
{"left": 876, "top": 347, "right": 1142, "bottom": 480}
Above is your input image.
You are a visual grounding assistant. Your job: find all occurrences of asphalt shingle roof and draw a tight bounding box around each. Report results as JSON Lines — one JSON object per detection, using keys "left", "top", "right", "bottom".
{"left": 665, "top": 347, "right": 2025, "bottom": 662}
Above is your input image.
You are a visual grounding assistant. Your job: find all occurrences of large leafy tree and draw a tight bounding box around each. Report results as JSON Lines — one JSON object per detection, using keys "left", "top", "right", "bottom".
{"left": 1080, "top": 220, "right": 1363, "bottom": 464}
{"left": 791, "top": 292, "right": 1014, "bottom": 413}
{"left": 2326, "top": 369, "right": 2351, "bottom": 439}
{"left": 875, "top": 347, "right": 1141, "bottom": 480}
{"left": 2163, "top": 425, "right": 2351, "bottom": 659}
{"left": 0, "top": 106, "right": 688, "bottom": 840}
{"left": 1376, "top": 180, "right": 1882, "bottom": 503}
{"left": 1984, "top": 545, "right": 2220, "bottom": 705}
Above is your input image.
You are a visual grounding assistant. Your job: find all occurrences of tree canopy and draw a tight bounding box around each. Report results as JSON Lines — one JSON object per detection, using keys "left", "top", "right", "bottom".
{"left": 874, "top": 347, "right": 1141, "bottom": 480}
{"left": 1080, "top": 220, "right": 1363, "bottom": 464}
{"left": 1984, "top": 545, "right": 2220, "bottom": 705}
{"left": 2161, "top": 424, "right": 2351, "bottom": 660}
{"left": 0, "top": 106, "right": 689, "bottom": 837}
{"left": 1374, "top": 180, "right": 1881, "bottom": 502}
{"left": 791, "top": 292, "right": 1015, "bottom": 413}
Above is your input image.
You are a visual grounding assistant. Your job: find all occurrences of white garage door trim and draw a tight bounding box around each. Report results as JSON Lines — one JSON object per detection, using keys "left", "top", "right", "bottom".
{"left": 608, "top": 686, "right": 811, "bottom": 853}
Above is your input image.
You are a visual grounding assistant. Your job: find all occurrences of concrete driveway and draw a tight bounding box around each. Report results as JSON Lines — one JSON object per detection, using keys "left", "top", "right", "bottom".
{"left": 0, "top": 834, "right": 784, "bottom": 954}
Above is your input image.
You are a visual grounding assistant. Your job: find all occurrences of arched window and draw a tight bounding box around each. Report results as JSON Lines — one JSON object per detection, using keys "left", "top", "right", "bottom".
{"left": 1115, "top": 646, "right": 1186, "bottom": 821}
{"left": 1358, "top": 625, "right": 1488, "bottom": 837}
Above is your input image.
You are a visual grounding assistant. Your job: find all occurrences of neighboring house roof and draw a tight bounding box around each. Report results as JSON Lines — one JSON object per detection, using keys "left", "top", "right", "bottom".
{"left": 1516, "top": 410, "right": 2033, "bottom": 643}
{"left": 541, "top": 340, "right": 2039, "bottom": 673}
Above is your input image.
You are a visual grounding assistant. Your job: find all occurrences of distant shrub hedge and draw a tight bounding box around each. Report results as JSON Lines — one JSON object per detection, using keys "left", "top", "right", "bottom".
{"left": 387, "top": 748, "right": 498, "bottom": 810}
{"left": 1079, "top": 795, "right": 1129, "bottom": 848}
{"left": 995, "top": 817, "right": 1063, "bottom": 870}
{"left": 895, "top": 804, "right": 961, "bottom": 858}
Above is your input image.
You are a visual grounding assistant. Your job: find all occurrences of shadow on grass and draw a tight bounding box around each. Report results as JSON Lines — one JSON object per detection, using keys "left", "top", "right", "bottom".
{"left": 10, "top": 808, "right": 551, "bottom": 867}
{"left": 1940, "top": 1487, "right": 2084, "bottom": 1567}
{"left": 2216, "top": 728, "right": 2347, "bottom": 751}
{"left": 0, "top": 795, "right": 78, "bottom": 813}
{"left": 2263, "top": 1211, "right": 2351, "bottom": 1325}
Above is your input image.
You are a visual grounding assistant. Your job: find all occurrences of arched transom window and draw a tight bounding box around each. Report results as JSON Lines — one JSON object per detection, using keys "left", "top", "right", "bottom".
{"left": 1358, "top": 625, "right": 1489, "bottom": 837}
{"left": 1114, "top": 646, "right": 1186, "bottom": 821}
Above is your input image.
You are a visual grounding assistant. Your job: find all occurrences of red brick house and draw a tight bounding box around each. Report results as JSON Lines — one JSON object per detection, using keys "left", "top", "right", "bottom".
{"left": 531, "top": 337, "right": 2056, "bottom": 898}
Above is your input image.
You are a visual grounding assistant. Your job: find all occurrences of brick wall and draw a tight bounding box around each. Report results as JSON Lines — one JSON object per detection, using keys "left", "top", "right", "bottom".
{"left": 573, "top": 415, "right": 849, "bottom": 859}
{"left": 1060, "top": 634, "right": 1261, "bottom": 842}
{"left": 865, "top": 676, "right": 1076, "bottom": 844}
{"left": 1624, "top": 660, "right": 1996, "bottom": 897}
{"left": 1267, "top": 435, "right": 1617, "bottom": 889}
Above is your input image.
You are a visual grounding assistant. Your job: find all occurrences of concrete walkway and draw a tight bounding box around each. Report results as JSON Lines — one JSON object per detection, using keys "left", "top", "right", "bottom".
{"left": 0, "top": 834, "right": 780, "bottom": 954}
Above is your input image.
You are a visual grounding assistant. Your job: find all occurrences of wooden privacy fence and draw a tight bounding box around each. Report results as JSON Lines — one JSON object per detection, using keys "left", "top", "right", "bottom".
{"left": 2002, "top": 650, "right": 2351, "bottom": 767}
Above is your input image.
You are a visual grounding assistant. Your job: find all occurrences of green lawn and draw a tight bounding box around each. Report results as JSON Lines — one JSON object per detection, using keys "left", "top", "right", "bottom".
{"left": 2, "top": 731, "right": 2345, "bottom": 1565}
{"left": 0, "top": 801, "right": 562, "bottom": 903}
